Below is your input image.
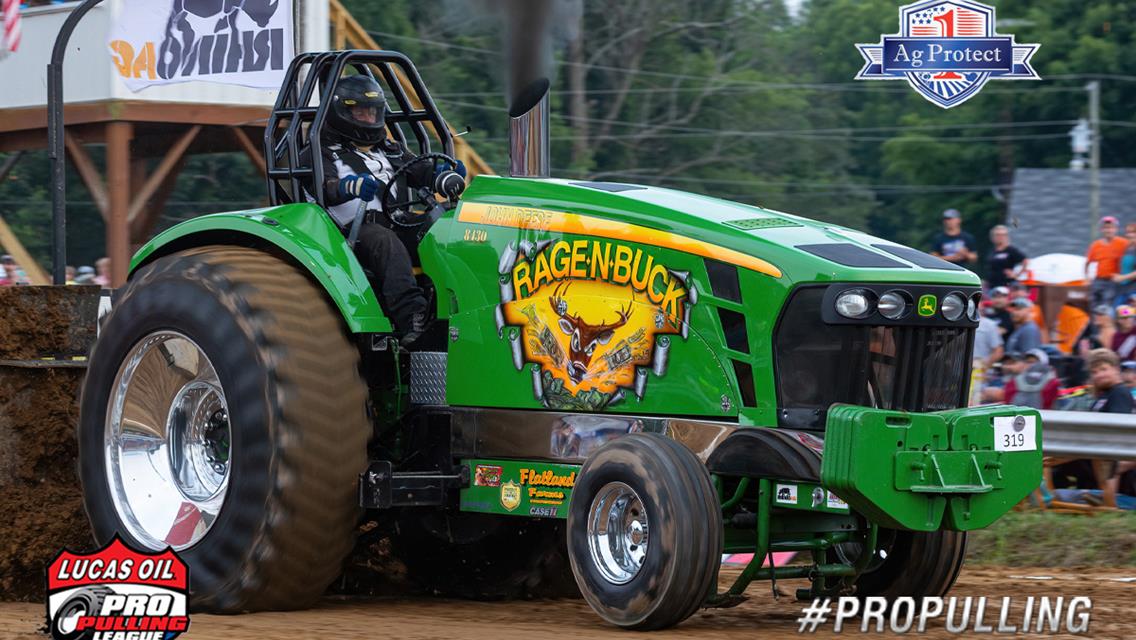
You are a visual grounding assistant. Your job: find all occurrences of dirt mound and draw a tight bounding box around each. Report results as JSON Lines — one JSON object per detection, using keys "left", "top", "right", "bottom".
{"left": 0, "top": 368, "right": 93, "bottom": 602}
{"left": 0, "top": 287, "right": 101, "bottom": 602}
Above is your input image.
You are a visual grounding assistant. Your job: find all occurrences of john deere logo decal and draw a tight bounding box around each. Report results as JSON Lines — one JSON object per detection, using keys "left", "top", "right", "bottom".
{"left": 918, "top": 294, "right": 937, "bottom": 317}
{"left": 500, "top": 481, "right": 521, "bottom": 511}
{"left": 495, "top": 237, "right": 695, "bottom": 411}
{"left": 854, "top": 1, "right": 1039, "bottom": 108}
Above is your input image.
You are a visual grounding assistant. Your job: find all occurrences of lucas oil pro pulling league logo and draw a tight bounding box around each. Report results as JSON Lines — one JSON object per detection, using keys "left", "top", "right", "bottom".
{"left": 45, "top": 538, "right": 189, "bottom": 640}
{"left": 855, "top": 0, "right": 1040, "bottom": 108}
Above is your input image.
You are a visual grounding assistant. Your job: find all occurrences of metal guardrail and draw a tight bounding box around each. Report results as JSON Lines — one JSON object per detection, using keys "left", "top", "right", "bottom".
{"left": 1039, "top": 410, "right": 1136, "bottom": 461}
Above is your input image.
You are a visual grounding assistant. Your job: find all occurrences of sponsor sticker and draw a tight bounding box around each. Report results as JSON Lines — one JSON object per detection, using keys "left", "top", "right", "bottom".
{"left": 45, "top": 537, "right": 189, "bottom": 640}
{"left": 826, "top": 491, "right": 850, "bottom": 511}
{"left": 500, "top": 481, "right": 522, "bottom": 512}
{"left": 775, "top": 483, "right": 799, "bottom": 505}
{"left": 474, "top": 464, "right": 502, "bottom": 487}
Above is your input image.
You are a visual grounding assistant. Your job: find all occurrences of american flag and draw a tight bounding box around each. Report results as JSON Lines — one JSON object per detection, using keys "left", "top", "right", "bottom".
{"left": 1, "top": 0, "right": 20, "bottom": 53}
{"left": 910, "top": 4, "right": 986, "bottom": 37}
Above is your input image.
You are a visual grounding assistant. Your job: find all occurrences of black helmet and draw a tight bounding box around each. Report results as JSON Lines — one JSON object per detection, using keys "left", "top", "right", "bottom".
{"left": 327, "top": 74, "right": 387, "bottom": 145}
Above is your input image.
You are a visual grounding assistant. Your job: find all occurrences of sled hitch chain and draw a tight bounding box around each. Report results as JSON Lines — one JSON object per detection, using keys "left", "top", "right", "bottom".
{"left": 359, "top": 460, "right": 470, "bottom": 508}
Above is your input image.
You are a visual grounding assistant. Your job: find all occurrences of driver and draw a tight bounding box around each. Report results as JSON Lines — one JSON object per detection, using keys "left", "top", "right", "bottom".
{"left": 306, "top": 74, "right": 465, "bottom": 344}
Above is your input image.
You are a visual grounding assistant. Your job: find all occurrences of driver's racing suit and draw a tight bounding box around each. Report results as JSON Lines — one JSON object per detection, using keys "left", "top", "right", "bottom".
{"left": 305, "top": 137, "right": 433, "bottom": 337}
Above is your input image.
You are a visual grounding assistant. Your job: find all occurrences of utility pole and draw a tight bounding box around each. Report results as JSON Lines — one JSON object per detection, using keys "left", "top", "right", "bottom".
{"left": 1087, "top": 80, "right": 1101, "bottom": 239}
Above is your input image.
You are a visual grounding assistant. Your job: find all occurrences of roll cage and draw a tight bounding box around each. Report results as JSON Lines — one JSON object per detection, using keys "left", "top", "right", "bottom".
{"left": 263, "top": 50, "right": 456, "bottom": 207}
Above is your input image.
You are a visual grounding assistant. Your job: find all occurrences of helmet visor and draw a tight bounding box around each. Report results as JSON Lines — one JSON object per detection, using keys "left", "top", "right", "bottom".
{"left": 337, "top": 92, "right": 385, "bottom": 127}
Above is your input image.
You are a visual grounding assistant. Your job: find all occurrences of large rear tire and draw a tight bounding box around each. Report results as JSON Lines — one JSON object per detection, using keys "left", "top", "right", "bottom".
{"left": 567, "top": 433, "right": 723, "bottom": 630}
{"left": 79, "top": 246, "right": 370, "bottom": 612}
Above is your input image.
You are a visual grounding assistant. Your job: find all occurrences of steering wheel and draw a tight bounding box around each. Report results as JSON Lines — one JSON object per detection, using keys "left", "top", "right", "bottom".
{"left": 380, "top": 152, "right": 460, "bottom": 228}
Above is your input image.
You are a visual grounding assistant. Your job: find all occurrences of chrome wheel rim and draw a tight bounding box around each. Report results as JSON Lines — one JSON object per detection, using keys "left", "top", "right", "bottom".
{"left": 105, "top": 331, "right": 231, "bottom": 550}
{"left": 587, "top": 482, "right": 648, "bottom": 585}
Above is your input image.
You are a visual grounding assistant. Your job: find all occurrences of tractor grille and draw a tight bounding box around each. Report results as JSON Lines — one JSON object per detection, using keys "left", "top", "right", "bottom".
{"left": 774, "top": 287, "right": 973, "bottom": 430}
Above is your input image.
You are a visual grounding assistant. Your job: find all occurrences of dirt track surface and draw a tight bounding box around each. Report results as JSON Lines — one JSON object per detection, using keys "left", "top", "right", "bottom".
{"left": 3, "top": 565, "right": 1134, "bottom": 639}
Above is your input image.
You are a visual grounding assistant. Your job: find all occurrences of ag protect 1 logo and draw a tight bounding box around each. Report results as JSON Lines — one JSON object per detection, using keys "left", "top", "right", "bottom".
{"left": 855, "top": 1, "right": 1039, "bottom": 108}
{"left": 45, "top": 537, "right": 189, "bottom": 640}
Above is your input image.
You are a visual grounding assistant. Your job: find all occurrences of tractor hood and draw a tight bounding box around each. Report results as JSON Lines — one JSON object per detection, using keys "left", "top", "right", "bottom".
{"left": 458, "top": 176, "right": 980, "bottom": 287}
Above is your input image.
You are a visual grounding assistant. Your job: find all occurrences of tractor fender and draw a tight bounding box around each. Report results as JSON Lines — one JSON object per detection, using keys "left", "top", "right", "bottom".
{"left": 130, "top": 203, "right": 392, "bottom": 333}
{"left": 705, "top": 427, "right": 823, "bottom": 482}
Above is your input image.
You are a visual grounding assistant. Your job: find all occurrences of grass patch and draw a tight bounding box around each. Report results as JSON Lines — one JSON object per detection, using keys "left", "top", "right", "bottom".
{"left": 966, "top": 510, "right": 1136, "bottom": 567}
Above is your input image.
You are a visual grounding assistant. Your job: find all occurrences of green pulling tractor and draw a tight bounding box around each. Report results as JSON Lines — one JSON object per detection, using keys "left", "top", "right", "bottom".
{"left": 78, "top": 51, "right": 1042, "bottom": 630}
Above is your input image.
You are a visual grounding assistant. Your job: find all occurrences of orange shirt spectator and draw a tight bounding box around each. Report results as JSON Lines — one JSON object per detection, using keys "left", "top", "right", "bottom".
{"left": 1087, "top": 232, "right": 1128, "bottom": 279}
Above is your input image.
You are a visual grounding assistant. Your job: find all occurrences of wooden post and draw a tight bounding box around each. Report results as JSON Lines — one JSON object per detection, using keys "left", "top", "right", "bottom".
{"left": 106, "top": 121, "right": 132, "bottom": 287}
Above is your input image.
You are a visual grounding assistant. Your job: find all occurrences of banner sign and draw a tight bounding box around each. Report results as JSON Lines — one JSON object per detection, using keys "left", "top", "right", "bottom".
{"left": 109, "top": 0, "right": 293, "bottom": 91}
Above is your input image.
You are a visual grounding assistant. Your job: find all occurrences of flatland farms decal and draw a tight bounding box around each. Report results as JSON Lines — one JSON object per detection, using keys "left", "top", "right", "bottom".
{"left": 496, "top": 237, "right": 696, "bottom": 411}
{"left": 461, "top": 459, "right": 580, "bottom": 519}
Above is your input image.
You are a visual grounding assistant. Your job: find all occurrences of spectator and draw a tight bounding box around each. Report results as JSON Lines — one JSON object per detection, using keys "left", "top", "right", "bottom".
{"left": 982, "top": 351, "right": 1021, "bottom": 403}
{"left": 1107, "top": 461, "right": 1136, "bottom": 503}
{"left": 65, "top": 265, "right": 76, "bottom": 284}
{"left": 970, "top": 315, "right": 1004, "bottom": 405}
{"left": 930, "top": 208, "right": 977, "bottom": 265}
{"left": 1004, "top": 348, "right": 1060, "bottom": 409}
{"left": 1111, "top": 223, "right": 1136, "bottom": 305}
{"left": 1083, "top": 305, "right": 1117, "bottom": 352}
{"left": 1122, "top": 361, "right": 1136, "bottom": 402}
{"left": 1009, "top": 281, "right": 1034, "bottom": 303}
{"left": 985, "top": 225, "right": 1028, "bottom": 288}
{"left": 1052, "top": 349, "right": 1133, "bottom": 491}
{"left": 74, "top": 266, "right": 96, "bottom": 285}
{"left": 1006, "top": 297, "right": 1042, "bottom": 354}
{"left": 1086, "top": 348, "right": 1133, "bottom": 413}
{"left": 1085, "top": 216, "right": 1128, "bottom": 309}
{"left": 94, "top": 257, "right": 111, "bottom": 287}
{"left": 985, "top": 286, "right": 1013, "bottom": 336}
{"left": 0, "top": 255, "right": 29, "bottom": 285}
{"left": 1112, "top": 305, "right": 1136, "bottom": 360}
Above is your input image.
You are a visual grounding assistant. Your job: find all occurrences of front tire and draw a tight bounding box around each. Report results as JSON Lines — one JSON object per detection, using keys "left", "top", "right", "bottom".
{"left": 79, "top": 246, "right": 370, "bottom": 612}
{"left": 836, "top": 528, "right": 967, "bottom": 598}
{"left": 567, "top": 433, "right": 723, "bottom": 630}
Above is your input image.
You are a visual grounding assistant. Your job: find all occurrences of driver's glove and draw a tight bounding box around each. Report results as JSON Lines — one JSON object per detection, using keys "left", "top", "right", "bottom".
{"left": 435, "top": 159, "right": 467, "bottom": 179}
{"left": 339, "top": 174, "right": 379, "bottom": 202}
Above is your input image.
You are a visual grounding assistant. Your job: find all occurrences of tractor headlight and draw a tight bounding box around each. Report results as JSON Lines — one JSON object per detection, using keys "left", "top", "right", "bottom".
{"left": 967, "top": 293, "right": 981, "bottom": 322}
{"left": 878, "top": 290, "right": 911, "bottom": 320}
{"left": 835, "top": 289, "right": 875, "bottom": 319}
{"left": 941, "top": 293, "right": 966, "bottom": 321}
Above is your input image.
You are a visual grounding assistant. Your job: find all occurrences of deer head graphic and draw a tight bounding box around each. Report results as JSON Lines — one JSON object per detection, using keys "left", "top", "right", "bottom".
{"left": 548, "top": 282, "right": 633, "bottom": 383}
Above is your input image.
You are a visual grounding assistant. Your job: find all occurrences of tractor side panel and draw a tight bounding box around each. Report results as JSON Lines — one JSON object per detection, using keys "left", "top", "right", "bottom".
{"left": 433, "top": 200, "right": 774, "bottom": 418}
{"left": 130, "top": 204, "right": 392, "bottom": 333}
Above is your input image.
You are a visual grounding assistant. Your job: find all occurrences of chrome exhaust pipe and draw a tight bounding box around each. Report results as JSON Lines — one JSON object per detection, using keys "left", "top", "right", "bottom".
{"left": 508, "top": 78, "right": 550, "bottom": 178}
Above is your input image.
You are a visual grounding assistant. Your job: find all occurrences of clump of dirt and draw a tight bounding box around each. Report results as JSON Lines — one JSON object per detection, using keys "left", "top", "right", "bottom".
{"left": 0, "top": 368, "right": 93, "bottom": 602}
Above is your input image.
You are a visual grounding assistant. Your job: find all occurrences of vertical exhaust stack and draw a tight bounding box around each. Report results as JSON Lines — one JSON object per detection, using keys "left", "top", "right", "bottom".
{"left": 509, "top": 78, "right": 551, "bottom": 178}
